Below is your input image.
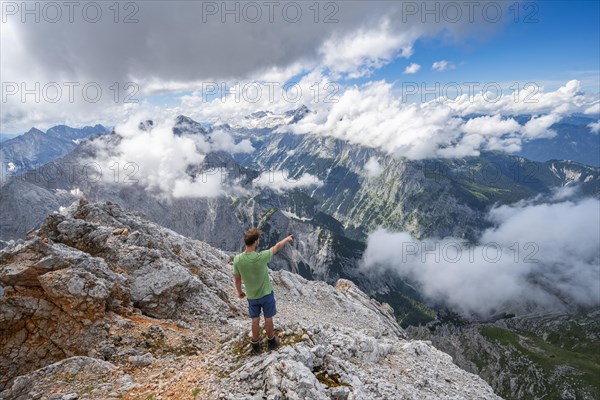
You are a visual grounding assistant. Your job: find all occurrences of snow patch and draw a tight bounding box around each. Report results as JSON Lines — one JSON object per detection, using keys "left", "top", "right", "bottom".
{"left": 280, "top": 210, "right": 311, "bottom": 222}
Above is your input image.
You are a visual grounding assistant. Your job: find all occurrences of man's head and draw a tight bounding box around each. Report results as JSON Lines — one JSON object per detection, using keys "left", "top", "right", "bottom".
{"left": 244, "top": 227, "right": 261, "bottom": 247}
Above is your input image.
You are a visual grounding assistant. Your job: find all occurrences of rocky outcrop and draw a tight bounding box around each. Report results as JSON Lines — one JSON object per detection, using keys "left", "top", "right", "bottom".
{"left": 1, "top": 201, "right": 502, "bottom": 399}
{"left": 4, "top": 357, "right": 117, "bottom": 400}
{"left": 0, "top": 236, "right": 128, "bottom": 388}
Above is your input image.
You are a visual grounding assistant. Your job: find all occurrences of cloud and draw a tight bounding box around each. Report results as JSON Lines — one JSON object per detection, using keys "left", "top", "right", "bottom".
{"left": 253, "top": 170, "right": 323, "bottom": 194}
{"left": 319, "top": 19, "right": 416, "bottom": 79}
{"left": 361, "top": 198, "right": 600, "bottom": 316}
{"left": 445, "top": 79, "right": 592, "bottom": 116}
{"left": 521, "top": 113, "right": 561, "bottom": 139}
{"left": 83, "top": 113, "right": 247, "bottom": 199}
{"left": 180, "top": 69, "right": 333, "bottom": 125}
{"left": 209, "top": 130, "right": 255, "bottom": 153}
{"left": 171, "top": 169, "right": 234, "bottom": 199}
{"left": 364, "top": 157, "right": 384, "bottom": 178}
{"left": 2, "top": 1, "right": 520, "bottom": 132}
{"left": 285, "top": 81, "right": 464, "bottom": 160}
{"left": 461, "top": 114, "right": 520, "bottom": 136}
{"left": 282, "top": 80, "right": 598, "bottom": 160}
{"left": 550, "top": 185, "right": 579, "bottom": 201}
{"left": 404, "top": 63, "right": 421, "bottom": 74}
{"left": 588, "top": 120, "right": 600, "bottom": 133}
{"left": 432, "top": 60, "right": 453, "bottom": 71}
{"left": 585, "top": 102, "right": 600, "bottom": 115}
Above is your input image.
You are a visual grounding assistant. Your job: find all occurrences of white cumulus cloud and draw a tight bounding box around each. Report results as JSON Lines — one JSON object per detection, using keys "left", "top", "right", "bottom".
{"left": 432, "top": 60, "right": 453, "bottom": 71}
{"left": 83, "top": 113, "right": 248, "bottom": 199}
{"left": 283, "top": 80, "right": 597, "bottom": 160}
{"left": 253, "top": 170, "right": 323, "bottom": 194}
{"left": 361, "top": 198, "right": 600, "bottom": 316}
{"left": 364, "top": 157, "right": 384, "bottom": 178}
{"left": 403, "top": 63, "right": 421, "bottom": 74}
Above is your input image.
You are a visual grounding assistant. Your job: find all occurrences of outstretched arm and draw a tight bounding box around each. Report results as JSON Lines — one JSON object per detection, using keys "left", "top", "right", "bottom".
{"left": 271, "top": 235, "right": 294, "bottom": 256}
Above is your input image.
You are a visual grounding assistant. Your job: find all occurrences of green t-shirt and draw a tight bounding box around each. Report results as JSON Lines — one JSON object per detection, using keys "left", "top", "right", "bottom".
{"left": 233, "top": 249, "right": 273, "bottom": 300}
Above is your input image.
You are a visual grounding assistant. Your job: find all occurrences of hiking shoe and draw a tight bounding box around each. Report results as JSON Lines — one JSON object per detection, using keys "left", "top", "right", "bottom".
{"left": 267, "top": 336, "right": 280, "bottom": 351}
{"left": 251, "top": 340, "right": 262, "bottom": 355}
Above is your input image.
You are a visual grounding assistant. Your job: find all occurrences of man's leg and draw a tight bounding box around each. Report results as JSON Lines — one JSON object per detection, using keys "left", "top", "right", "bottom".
{"left": 251, "top": 317, "right": 260, "bottom": 342}
{"left": 264, "top": 317, "right": 275, "bottom": 340}
{"left": 265, "top": 317, "right": 280, "bottom": 350}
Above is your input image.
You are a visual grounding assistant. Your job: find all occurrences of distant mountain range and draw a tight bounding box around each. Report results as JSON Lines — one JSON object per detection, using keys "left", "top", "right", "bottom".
{"left": 1, "top": 112, "right": 597, "bottom": 304}
{"left": 1, "top": 111, "right": 598, "bottom": 400}
{"left": 514, "top": 115, "right": 599, "bottom": 166}
{"left": 0, "top": 134, "right": 18, "bottom": 143}
{"left": 0, "top": 124, "right": 110, "bottom": 177}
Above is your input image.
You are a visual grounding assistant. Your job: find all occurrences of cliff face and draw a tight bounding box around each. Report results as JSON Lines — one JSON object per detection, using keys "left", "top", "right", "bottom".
{"left": 0, "top": 201, "right": 501, "bottom": 399}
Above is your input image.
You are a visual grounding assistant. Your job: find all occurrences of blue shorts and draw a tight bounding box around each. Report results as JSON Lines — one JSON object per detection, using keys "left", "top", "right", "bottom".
{"left": 247, "top": 292, "right": 277, "bottom": 318}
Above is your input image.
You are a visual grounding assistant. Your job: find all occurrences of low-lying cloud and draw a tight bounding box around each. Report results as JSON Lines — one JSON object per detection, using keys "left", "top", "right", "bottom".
{"left": 86, "top": 113, "right": 252, "bottom": 199}
{"left": 364, "top": 157, "right": 384, "bottom": 178}
{"left": 361, "top": 197, "right": 600, "bottom": 316}
{"left": 253, "top": 170, "right": 324, "bottom": 194}
{"left": 281, "top": 80, "right": 598, "bottom": 160}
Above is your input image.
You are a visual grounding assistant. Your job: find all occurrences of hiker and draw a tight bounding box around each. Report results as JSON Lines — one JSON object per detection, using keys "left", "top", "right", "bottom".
{"left": 233, "top": 227, "right": 293, "bottom": 354}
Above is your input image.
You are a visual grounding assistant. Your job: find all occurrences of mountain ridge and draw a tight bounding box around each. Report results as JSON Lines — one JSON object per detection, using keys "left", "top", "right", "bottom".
{"left": 0, "top": 124, "right": 110, "bottom": 178}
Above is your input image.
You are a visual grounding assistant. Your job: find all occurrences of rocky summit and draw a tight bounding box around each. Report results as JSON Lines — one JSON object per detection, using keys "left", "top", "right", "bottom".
{"left": 0, "top": 201, "right": 501, "bottom": 400}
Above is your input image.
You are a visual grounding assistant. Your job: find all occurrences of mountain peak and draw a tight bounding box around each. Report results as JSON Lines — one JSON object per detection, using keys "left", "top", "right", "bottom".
{"left": 173, "top": 115, "right": 209, "bottom": 136}
{"left": 231, "top": 106, "right": 311, "bottom": 129}
{"left": 24, "top": 127, "right": 45, "bottom": 136}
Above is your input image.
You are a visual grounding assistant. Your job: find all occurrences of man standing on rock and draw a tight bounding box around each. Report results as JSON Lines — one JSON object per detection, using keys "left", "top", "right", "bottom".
{"left": 233, "top": 227, "right": 293, "bottom": 354}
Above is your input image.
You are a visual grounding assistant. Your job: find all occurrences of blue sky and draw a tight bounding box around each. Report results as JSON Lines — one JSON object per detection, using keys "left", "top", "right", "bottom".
{"left": 171, "top": 0, "right": 600, "bottom": 108}
{"left": 363, "top": 1, "right": 600, "bottom": 93}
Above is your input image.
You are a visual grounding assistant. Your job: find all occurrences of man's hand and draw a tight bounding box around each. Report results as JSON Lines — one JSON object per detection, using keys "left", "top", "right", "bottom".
{"left": 233, "top": 274, "right": 244, "bottom": 298}
{"left": 272, "top": 234, "right": 294, "bottom": 255}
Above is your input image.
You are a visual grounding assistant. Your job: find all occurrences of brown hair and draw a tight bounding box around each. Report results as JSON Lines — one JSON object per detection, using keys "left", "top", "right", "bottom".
{"left": 244, "top": 227, "right": 261, "bottom": 246}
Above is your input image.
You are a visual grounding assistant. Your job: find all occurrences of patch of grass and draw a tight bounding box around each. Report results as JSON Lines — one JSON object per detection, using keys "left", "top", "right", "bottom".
{"left": 374, "top": 292, "right": 436, "bottom": 328}
{"left": 260, "top": 207, "right": 278, "bottom": 223}
{"left": 458, "top": 179, "right": 507, "bottom": 203}
{"left": 215, "top": 369, "right": 230, "bottom": 379}
{"left": 146, "top": 394, "right": 155, "bottom": 400}
{"left": 192, "top": 388, "right": 202, "bottom": 396}
{"left": 315, "top": 370, "right": 350, "bottom": 388}
{"left": 545, "top": 322, "right": 600, "bottom": 363}
{"left": 479, "top": 326, "right": 600, "bottom": 397}
{"left": 230, "top": 338, "right": 250, "bottom": 362}
{"left": 142, "top": 337, "right": 198, "bottom": 357}
{"left": 280, "top": 329, "right": 307, "bottom": 347}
